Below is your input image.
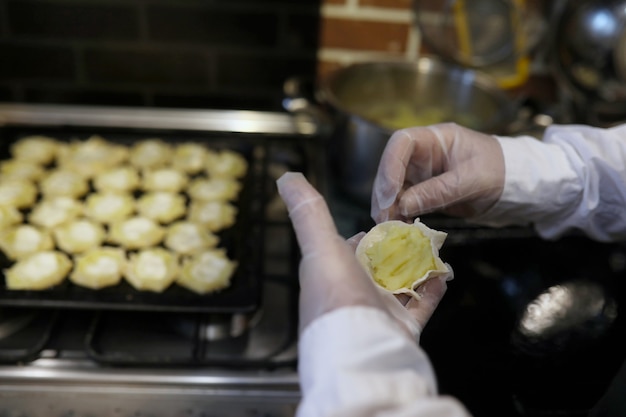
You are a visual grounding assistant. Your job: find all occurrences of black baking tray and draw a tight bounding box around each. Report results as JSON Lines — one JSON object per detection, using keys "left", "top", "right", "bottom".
{"left": 0, "top": 126, "right": 268, "bottom": 313}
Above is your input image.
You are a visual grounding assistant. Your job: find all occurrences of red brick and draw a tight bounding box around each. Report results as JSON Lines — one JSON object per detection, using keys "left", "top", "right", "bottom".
{"left": 320, "top": 18, "right": 410, "bottom": 52}
{"left": 358, "top": 0, "right": 412, "bottom": 9}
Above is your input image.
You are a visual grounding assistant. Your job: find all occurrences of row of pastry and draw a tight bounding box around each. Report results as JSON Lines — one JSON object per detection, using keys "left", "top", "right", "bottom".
{"left": 1, "top": 217, "right": 237, "bottom": 293}
{"left": 0, "top": 190, "right": 237, "bottom": 230}
{"left": 6, "top": 135, "right": 248, "bottom": 178}
{"left": 0, "top": 165, "right": 244, "bottom": 200}
{"left": 0, "top": 217, "right": 224, "bottom": 259}
{"left": 4, "top": 246, "right": 236, "bottom": 295}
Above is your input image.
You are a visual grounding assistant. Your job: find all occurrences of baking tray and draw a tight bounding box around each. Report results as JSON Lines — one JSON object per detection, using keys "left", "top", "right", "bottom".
{"left": 0, "top": 126, "right": 267, "bottom": 313}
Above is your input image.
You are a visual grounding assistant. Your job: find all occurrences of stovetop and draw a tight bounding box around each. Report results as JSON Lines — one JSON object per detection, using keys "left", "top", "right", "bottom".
{"left": 0, "top": 103, "right": 322, "bottom": 417}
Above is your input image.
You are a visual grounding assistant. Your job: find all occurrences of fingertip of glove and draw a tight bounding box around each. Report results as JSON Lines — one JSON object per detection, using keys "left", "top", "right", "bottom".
{"left": 276, "top": 171, "right": 305, "bottom": 191}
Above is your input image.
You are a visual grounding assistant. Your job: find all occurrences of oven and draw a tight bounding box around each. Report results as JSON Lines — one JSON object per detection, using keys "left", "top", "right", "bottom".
{"left": 0, "top": 103, "right": 324, "bottom": 417}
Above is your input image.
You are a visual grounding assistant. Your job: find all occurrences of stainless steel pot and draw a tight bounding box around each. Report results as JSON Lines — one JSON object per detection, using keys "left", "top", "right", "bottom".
{"left": 552, "top": 0, "right": 626, "bottom": 125}
{"left": 317, "top": 57, "right": 517, "bottom": 206}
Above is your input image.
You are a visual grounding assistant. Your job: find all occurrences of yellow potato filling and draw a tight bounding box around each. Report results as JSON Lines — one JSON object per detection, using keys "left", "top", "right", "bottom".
{"left": 358, "top": 220, "right": 450, "bottom": 300}
{"left": 364, "top": 224, "right": 438, "bottom": 292}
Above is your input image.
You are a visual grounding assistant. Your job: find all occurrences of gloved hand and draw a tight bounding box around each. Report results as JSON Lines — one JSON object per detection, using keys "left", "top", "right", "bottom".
{"left": 371, "top": 123, "right": 505, "bottom": 223}
{"left": 277, "top": 172, "right": 448, "bottom": 338}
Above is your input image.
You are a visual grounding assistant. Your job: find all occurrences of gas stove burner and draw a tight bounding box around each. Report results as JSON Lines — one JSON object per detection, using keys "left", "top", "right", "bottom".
{"left": 0, "top": 308, "right": 37, "bottom": 340}
{"left": 199, "top": 310, "right": 262, "bottom": 341}
{"left": 168, "top": 309, "right": 262, "bottom": 342}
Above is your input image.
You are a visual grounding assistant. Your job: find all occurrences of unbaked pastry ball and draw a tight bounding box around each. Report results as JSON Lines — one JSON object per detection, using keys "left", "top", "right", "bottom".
{"left": 0, "top": 179, "right": 38, "bottom": 209}
{"left": 93, "top": 166, "right": 140, "bottom": 193}
{"left": 187, "top": 178, "right": 241, "bottom": 202}
{"left": 10, "top": 136, "right": 60, "bottom": 165}
{"left": 52, "top": 219, "right": 107, "bottom": 254}
{"left": 0, "top": 206, "right": 23, "bottom": 230}
{"left": 206, "top": 149, "right": 248, "bottom": 178}
{"left": 142, "top": 168, "right": 189, "bottom": 193}
{"left": 0, "top": 159, "right": 46, "bottom": 182}
{"left": 136, "top": 192, "right": 186, "bottom": 224}
{"left": 172, "top": 142, "right": 209, "bottom": 174}
{"left": 187, "top": 200, "right": 237, "bottom": 232}
{"left": 177, "top": 249, "right": 237, "bottom": 294}
{"left": 164, "top": 221, "right": 219, "bottom": 255}
{"left": 129, "top": 139, "right": 171, "bottom": 169}
{"left": 40, "top": 170, "right": 89, "bottom": 198}
{"left": 29, "top": 196, "right": 84, "bottom": 229}
{"left": 125, "top": 248, "right": 179, "bottom": 292}
{"left": 0, "top": 224, "right": 55, "bottom": 260}
{"left": 4, "top": 250, "right": 72, "bottom": 290}
{"left": 108, "top": 216, "right": 165, "bottom": 249}
{"left": 70, "top": 247, "right": 126, "bottom": 289}
{"left": 84, "top": 192, "right": 135, "bottom": 224}
{"left": 58, "top": 136, "right": 128, "bottom": 176}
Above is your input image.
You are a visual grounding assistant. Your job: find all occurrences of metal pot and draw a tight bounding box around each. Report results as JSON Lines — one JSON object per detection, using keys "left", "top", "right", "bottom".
{"left": 317, "top": 57, "right": 517, "bottom": 206}
{"left": 552, "top": 0, "right": 626, "bottom": 125}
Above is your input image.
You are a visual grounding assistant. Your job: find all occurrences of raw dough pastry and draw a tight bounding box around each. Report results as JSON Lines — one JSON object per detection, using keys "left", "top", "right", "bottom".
{"left": 177, "top": 249, "right": 237, "bottom": 294}
{"left": 93, "top": 166, "right": 140, "bottom": 193}
{"left": 206, "top": 149, "right": 248, "bottom": 178}
{"left": 10, "top": 136, "right": 59, "bottom": 165}
{"left": 0, "top": 179, "right": 38, "bottom": 209}
{"left": 108, "top": 216, "right": 165, "bottom": 249}
{"left": 40, "top": 170, "right": 89, "bottom": 198}
{"left": 172, "top": 142, "right": 209, "bottom": 174}
{"left": 29, "top": 196, "right": 84, "bottom": 229}
{"left": 136, "top": 192, "right": 186, "bottom": 224}
{"left": 58, "top": 136, "right": 128, "bottom": 176}
{"left": 70, "top": 247, "right": 126, "bottom": 289}
{"left": 0, "top": 206, "right": 23, "bottom": 230}
{"left": 52, "top": 219, "right": 107, "bottom": 254}
{"left": 142, "top": 168, "right": 189, "bottom": 193}
{"left": 187, "top": 200, "right": 237, "bottom": 232}
{"left": 84, "top": 192, "right": 135, "bottom": 224}
{"left": 0, "top": 159, "right": 46, "bottom": 182}
{"left": 4, "top": 250, "right": 72, "bottom": 290}
{"left": 0, "top": 224, "right": 54, "bottom": 260}
{"left": 125, "top": 248, "right": 179, "bottom": 292}
{"left": 188, "top": 178, "right": 241, "bottom": 202}
{"left": 164, "top": 221, "right": 219, "bottom": 255}
{"left": 356, "top": 219, "right": 450, "bottom": 299}
{"left": 129, "top": 139, "right": 171, "bottom": 169}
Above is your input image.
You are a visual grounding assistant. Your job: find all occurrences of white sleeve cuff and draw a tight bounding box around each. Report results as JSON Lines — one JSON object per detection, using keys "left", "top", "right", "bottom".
{"left": 469, "top": 135, "right": 583, "bottom": 233}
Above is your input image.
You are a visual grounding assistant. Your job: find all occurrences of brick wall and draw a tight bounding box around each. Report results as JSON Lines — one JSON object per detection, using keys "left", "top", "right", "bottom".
{"left": 317, "top": 0, "right": 418, "bottom": 79}
{"left": 0, "top": 0, "right": 321, "bottom": 110}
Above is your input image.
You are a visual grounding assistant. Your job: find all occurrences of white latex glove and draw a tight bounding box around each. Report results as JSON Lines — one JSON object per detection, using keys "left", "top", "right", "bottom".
{"left": 277, "top": 172, "right": 447, "bottom": 337}
{"left": 371, "top": 123, "right": 505, "bottom": 223}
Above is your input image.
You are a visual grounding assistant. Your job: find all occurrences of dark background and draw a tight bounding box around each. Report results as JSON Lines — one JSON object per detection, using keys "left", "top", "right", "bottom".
{"left": 0, "top": 0, "right": 321, "bottom": 110}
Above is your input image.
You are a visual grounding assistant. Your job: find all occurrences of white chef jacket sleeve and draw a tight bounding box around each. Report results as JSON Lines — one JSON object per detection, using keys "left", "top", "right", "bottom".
{"left": 297, "top": 306, "right": 471, "bottom": 417}
{"left": 472, "top": 123, "right": 626, "bottom": 241}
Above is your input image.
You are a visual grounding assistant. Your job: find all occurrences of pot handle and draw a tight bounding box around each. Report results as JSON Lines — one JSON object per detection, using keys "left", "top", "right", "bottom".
{"left": 283, "top": 76, "right": 334, "bottom": 137}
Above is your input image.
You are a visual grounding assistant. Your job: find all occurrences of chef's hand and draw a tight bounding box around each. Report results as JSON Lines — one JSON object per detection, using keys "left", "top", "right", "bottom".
{"left": 371, "top": 123, "right": 505, "bottom": 223}
{"left": 277, "top": 172, "right": 447, "bottom": 338}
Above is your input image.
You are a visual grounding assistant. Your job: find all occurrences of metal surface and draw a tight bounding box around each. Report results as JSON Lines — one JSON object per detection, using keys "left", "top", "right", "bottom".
{"left": 319, "top": 56, "right": 516, "bottom": 205}
{"left": 0, "top": 103, "right": 318, "bottom": 136}
{"left": 552, "top": 0, "right": 626, "bottom": 123}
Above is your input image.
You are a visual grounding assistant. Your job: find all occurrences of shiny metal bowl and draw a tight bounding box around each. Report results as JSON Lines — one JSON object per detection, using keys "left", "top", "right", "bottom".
{"left": 553, "top": 0, "right": 626, "bottom": 121}
{"left": 320, "top": 57, "right": 516, "bottom": 205}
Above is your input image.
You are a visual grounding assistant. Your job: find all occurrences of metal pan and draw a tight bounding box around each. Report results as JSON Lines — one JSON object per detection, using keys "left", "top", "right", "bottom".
{"left": 0, "top": 126, "right": 264, "bottom": 313}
